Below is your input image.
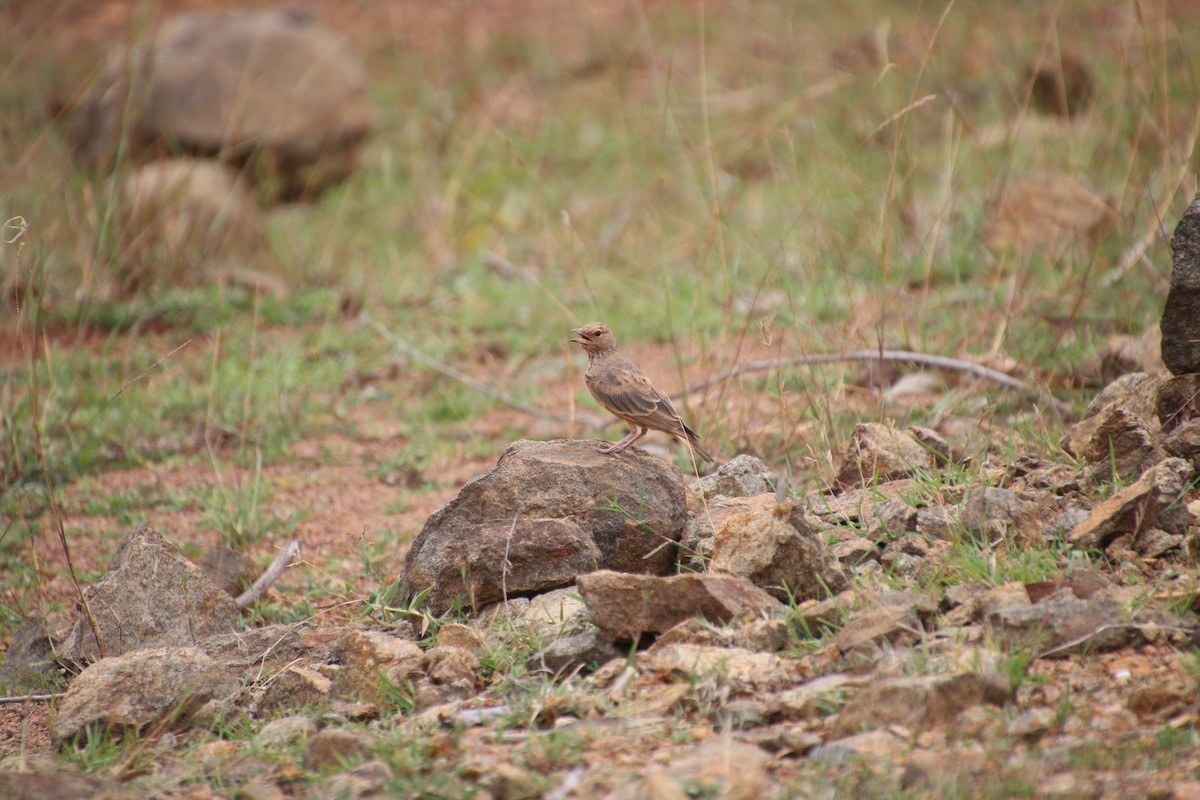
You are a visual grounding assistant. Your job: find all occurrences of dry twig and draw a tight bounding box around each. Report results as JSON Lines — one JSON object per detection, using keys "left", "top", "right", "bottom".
{"left": 236, "top": 540, "right": 302, "bottom": 610}
{"left": 672, "top": 349, "right": 1071, "bottom": 417}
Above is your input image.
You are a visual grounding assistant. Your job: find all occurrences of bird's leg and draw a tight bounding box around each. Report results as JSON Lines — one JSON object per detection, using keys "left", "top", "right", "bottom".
{"left": 607, "top": 427, "right": 648, "bottom": 455}
{"left": 600, "top": 424, "right": 648, "bottom": 455}
{"left": 598, "top": 426, "right": 642, "bottom": 455}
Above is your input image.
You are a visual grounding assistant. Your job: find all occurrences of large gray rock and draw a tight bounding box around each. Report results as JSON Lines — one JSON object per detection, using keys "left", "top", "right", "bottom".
{"left": 408, "top": 517, "right": 600, "bottom": 616}
{"left": 65, "top": 7, "right": 370, "bottom": 200}
{"left": 405, "top": 440, "right": 689, "bottom": 614}
{"left": 58, "top": 526, "right": 237, "bottom": 665}
{"left": 51, "top": 647, "right": 239, "bottom": 741}
{"left": 982, "top": 174, "right": 1114, "bottom": 254}
{"left": 577, "top": 570, "right": 781, "bottom": 642}
{"left": 1163, "top": 192, "right": 1200, "bottom": 375}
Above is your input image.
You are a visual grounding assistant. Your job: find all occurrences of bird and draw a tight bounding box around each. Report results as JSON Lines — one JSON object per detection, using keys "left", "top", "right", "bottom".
{"left": 570, "top": 322, "right": 715, "bottom": 463}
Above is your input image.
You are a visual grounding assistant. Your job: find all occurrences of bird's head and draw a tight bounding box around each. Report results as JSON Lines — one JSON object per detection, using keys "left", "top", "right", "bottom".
{"left": 570, "top": 322, "right": 617, "bottom": 355}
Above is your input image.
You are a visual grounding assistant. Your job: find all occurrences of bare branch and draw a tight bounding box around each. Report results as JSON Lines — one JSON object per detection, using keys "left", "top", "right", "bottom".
{"left": 672, "top": 349, "right": 1071, "bottom": 417}
{"left": 0, "top": 692, "right": 66, "bottom": 704}
{"left": 236, "top": 540, "right": 302, "bottom": 611}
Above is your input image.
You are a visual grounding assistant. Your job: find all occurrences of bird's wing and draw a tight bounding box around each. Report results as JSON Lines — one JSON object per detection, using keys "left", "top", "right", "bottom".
{"left": 598, "top": 368, "right": 686, "bottom": 431}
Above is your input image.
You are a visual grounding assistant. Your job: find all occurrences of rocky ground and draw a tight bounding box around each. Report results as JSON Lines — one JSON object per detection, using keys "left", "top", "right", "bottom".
{"left": 4, "top": 366, "right": 1200, "bottom": 798}
{"left": 4, "top": 0, "right": 1200, "bottom": 797}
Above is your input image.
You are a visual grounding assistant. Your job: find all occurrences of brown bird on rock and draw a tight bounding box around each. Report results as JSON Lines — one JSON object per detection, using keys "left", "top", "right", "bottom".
{"left": 570, "top": 322, "right": 715, "bottom": 463}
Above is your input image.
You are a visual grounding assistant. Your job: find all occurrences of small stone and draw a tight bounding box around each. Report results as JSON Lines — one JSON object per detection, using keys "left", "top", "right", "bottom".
{"left": 835, "top": 423, "right": 937, "bottom": 488}
{"left": 530, "top": 631, "right": 621, "bottom": 675}
{"left": 1127, "top": 685, "right": 1188, "bottom": 719}
{"left": 329, "top": 630, "right": 425, "bottom": 704}
{"left": 901, "top": 748, "right": 988, "bottom": 791}
{"left": 710, "top": 501, "right": 842, "bottom": 602}
{"left": 864, "top": 498, "right": 918, "bottom": 539}
{"left": 809, "top": 729, "right": 906, "bottom": 765}
{"left": 777, "top": 674, "right": 861, "bottom": 720}
{"left": 988, "top": 591, "right": 1130, "bottom": 655}
{"left": 513, "top": 587, "right": 589, "bottom": 634}
{"left": 254, "top": 715, "right": 315, "bottom": 751}
{"left": 692, "top": 454, "right": 777, "bottom": 499}
{"left": 1068, "top": 458, "right": 1193, "bottom": 550}
{"left": 828, "top": 605, "right": 922, "bottom": 666}
{"left": 0, "top": 772, "right": 111, "bottom": 800}
{"left": 832, "top": 672, "right": 1012, "bottom": 734}
{"left": 1080, "top": 408, "right": 1166, "bottom": 480}
{"left": 960, "top": 487, "right": 1040, "bottom": 542}
{"left": 577, "top": 570, "right": 781, "bottom": 642}
{"left": 1135, "top": 528, "right": 1183, "bottom": 559}
{"left": 915, "top": 506, "right": 958, "bottom": 539}
{"left": 1171, "top": 780, "right": 1200, "bottom": 800}
{"left": 1006, "top": 707, "right": 1053, "bottom": 742}
{"left": 436, "top": 623, "right": 484, "bottom": 652}
{"left": 831, "top": 537, "right": 880, "bottom": 566}
{"left": 313, "top": 760, "right": 393, "bottom": 800}
{"left": 1037, "top": 773, "right": 1096, "bottom": 799}
{"left": 642, "top": 644, "right": 805, "bottom": 690}
{"left": 662, "top": 740, "right": 770, "bottom": 800}
{"left": 303, "top": 728, "right": 373, "bottom": 771}
{"left": 1158, "top": 374, "right": 1200, "bottom": 432}
{"left": 983, "top": 174, "right": 1114, "bottom": 254}
{"left": 740, "top": 725, "right": 822, "bottom": 755}
{"left": 425, "top": 646, "right": 482, "bottom": 689}
{"left": 1163, "top": 418, "right": 1200, "bottom": 473}
{"left": 259, "top": 666, "right": 332, "bottom": 715}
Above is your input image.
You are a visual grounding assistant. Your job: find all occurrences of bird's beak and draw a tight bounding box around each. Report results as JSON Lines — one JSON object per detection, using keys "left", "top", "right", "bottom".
{"left": 569, "top": 328, "right": 584, "bottom": 344}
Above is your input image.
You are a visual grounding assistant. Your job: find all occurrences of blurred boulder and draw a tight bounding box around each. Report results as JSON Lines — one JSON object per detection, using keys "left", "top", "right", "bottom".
{"left": 65, "top": 7, "right": 370, "bottom": 201}
{"left": 118, "top": 158, "right": 263, "bottom": 290}
{"left": 982, "top": 174, "right": 1114, "bottom": 254}
{"left": 1027, "top": 53, "right": 1095, "bottom": 118}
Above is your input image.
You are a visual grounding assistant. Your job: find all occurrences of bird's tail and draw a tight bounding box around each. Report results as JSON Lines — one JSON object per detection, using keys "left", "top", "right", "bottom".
{"left": 681, "top": 423, "right": 715, "bottom": 463}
